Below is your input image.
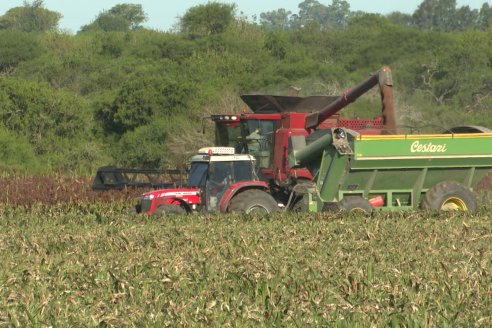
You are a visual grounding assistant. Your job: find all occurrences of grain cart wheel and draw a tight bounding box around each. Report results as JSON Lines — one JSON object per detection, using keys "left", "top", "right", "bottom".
{"left": 155, "top": 204, "right": 186, "bottom": 216}
{"left": 339, "top": 196, "right": 373, "bottom": 213}
{"left": 421, "top": 181, "right": 476, "bottom": 212}
{"left": 289, "top": 180, "right": 313, "bottom": 212}
{"left": 228, "top": 189, "right": 278, "bottom": 214}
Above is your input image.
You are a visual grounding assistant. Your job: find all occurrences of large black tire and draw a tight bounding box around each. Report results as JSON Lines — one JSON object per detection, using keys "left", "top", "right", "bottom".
{"left": 291, "top": 196, "right": 308, "bottom": 212}
{"left": 289, "top": 180, "right": 313, "bottom": 212}
{"left": 339, "top": 196, "right": 373, "bottom": 213}
{"left": 228, "top": 189, "right": 278, "bottom": 214}
{"left": 154, "top": 204, "right": 187, "bottom": 216}
{"left": 421, "top": 181, "right": 476, "bottom": 211}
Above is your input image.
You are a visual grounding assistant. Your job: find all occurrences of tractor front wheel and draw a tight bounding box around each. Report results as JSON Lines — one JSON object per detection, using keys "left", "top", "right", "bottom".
{"left": 154, "top": 204, "right": 187, "bottom": 216}
{"left": 228, "top": 189, "right": 278, "bottom": 214}
{"left": 421, "top": 181, "right": 476, "bottom": 211}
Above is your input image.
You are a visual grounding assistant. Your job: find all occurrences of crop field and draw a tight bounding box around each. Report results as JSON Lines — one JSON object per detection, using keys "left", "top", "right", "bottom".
{"left": 0, "top": 198, "right": 490, "bottom": 327}
{"left": 0, "top": 176, "right": 142, "bottom": 206}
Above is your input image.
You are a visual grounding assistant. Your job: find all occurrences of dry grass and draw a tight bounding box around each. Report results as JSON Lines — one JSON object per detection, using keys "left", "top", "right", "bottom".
{"left": 0, "top": 206, "right": 490, "bottom": 326}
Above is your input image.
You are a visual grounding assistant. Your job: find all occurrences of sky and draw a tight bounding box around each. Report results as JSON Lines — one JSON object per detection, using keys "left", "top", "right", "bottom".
{"left": 0, "top": 0, "right": 488, "bottom": 33}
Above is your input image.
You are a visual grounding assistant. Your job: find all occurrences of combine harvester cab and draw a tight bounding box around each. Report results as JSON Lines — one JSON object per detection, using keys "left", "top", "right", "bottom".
{"left": 135, "top": 147, "right": 278, "bottom": 215}
{"left": 293, "top": 128, "right": 492, "bottom": 212}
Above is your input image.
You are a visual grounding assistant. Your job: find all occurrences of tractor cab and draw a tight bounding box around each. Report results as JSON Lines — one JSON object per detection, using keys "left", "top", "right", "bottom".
{"left": 189, "top": 147, "right": 257, "bottom": 211}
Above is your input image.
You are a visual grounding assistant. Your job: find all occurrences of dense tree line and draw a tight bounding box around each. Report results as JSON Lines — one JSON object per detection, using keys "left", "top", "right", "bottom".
{"left": 260, "top": 0, "right": 492, "bottom": 31}
{"left": 0, "top": 0, "right": 491, "bottom": 174}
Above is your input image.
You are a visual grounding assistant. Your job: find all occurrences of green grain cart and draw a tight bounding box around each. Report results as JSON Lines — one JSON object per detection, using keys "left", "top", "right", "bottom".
{"left": 291, "top": 128, "right": 492, "bottom": 211}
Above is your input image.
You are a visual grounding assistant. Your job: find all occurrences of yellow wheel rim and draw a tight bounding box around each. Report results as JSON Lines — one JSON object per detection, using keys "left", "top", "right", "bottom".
{"left": 350, "top": 207, "right": 366, "bottom": 213}
{"left": 441, "top": 197, "right": 468, "bottom": 211}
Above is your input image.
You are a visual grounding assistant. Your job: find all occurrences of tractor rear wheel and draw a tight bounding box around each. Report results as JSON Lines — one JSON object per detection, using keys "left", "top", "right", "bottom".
{"left": 421, "top": 181, "right": 476, "bottom": 211}
{"left": 228, "top": 189, "right": 278, "bottom": 214}
{"left": 339, "top": 196, "right": 373, "bottom": 213}
{"left": 155, "top": 204, "right": 187, "bottom": 216}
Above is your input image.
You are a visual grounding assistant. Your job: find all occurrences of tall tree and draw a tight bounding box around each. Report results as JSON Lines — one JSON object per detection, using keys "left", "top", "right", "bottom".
{"left": 292, "top": 0, "right": 351, "bottom": 30}
{"left": 80, "top": 3, "right": 147, "bottom": 32}
{"left": 477, "top": 3, "right": 492, "bottom": 29}
{"left": 107, "top": 4, "right": 147, "bottom": 30}
{"left": 412, "top": 0, "right": 458, "bottom": 31}
{"left": 297, "top": 0, "right": 328, "bottom": 27}
{"left": 0, "top": 0, "right": 61, "bottom": 32}
{"left": 453, "top": 6, "right": 478, "bottom": 30}
{"left": 327, "top": 0, "right": 351, "bottom": 29}
{"left": 180, "top": 2, "right": 236, "bottom": 38}
{"left": 260, "top": 9, "right": 292, "bottom": 31}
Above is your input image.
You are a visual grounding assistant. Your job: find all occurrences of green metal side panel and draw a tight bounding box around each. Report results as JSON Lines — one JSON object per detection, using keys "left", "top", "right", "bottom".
{"left": 353, "top": 134, "right": 492, "bottom": 168}
{"left": 340, "top": 168, "right": 489, "bottom": 190}
{"left": 317, "top": 147, "right": 349, "bottom": 203}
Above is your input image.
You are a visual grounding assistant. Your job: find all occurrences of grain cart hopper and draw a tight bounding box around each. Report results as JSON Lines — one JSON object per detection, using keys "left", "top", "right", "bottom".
{"left": 292, "top": 128, "right": 492, "bottom": 211}
{"left": 134, "top": 147, "right": 278, "bottom": 215}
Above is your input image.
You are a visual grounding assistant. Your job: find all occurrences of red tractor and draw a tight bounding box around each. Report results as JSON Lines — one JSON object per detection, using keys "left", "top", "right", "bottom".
{"left": 211, "top": 66, "right": 397, "bottom": 204}
{"left": 134, "top": 147, "right": 278, "bottom": 215}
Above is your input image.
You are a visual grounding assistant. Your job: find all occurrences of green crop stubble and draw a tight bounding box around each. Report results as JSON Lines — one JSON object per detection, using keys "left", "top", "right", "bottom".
{"left": 0, "top": 205, "right": 490, "bottom": 327}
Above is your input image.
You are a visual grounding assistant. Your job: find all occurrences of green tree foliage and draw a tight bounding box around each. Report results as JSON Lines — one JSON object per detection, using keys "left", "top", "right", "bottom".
{"left": 112, "top": 115, "right": 203, "bottom": 168}
{"left": 478, "top": 3, "right": 492, "bottom": 29}
{"left": 0, "top": 30, "right": 45, "bottom": 73}
{"left": 454, "top": 6, "right": 479, "bottom": 30}
{"left": 0, "top": 128, "right": 37, "bottom": 172}
{"left": 107, "top": 4, "right": 147, "bottom": 30}
{"left": 0, "top": 0, "right": 61, "bottom": 32}
{"left": 412, "top": 0, "right": 458, "bottom": 31}
{"left": 386, "top": 12, "right": 413, "bottom": 27}
{"left": 127, "top": 30, "right": 194, "bottom": 61}
{"left": 410, "top": 0, "right": 491, "bottom": 31}
{"left": 260, "top": 0, "right": 490, "bottom": 32}
{"left": 79, "top": 3, "right": 147, "bottom": 32}
{"left": 260, "top": 9, "right": 292, "bottom": 31}
{"left": 179, "top": 2, "right": 236, "bottom": 38}
{"left": 112, "top": 119, "right": 175, "bottom": 168}
{"left": 260, "top": 0, "right": 352, "bottom": 30}
{"left": 326, "top": 0, "right": 352, "bottom": 29}
{"left": 264, "top": 32, "right": 288, "bottom": 59}
{"left": 97, "top": 75, "right": 196, "bottom": 136}
{"left": 0, "top": 77, "right": 91, "bottom": 160}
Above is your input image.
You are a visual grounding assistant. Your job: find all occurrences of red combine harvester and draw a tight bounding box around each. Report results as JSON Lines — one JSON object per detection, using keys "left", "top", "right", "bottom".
{"left": 211, "top": 66, "right": 396, "bottom": 203}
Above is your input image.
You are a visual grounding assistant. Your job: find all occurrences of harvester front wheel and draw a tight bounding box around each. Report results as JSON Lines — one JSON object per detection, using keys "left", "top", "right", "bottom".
{"left": 339, "top": 196, "right": 373, "bottom": 213}
{"left": 421, "top": 181, "right": 476, "bottom": 211}
{"left": 228, "top": 189, "right": 278, "bottom": 214}
{"left": 155, "top": 204, "right": 187, "bottom": 216}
